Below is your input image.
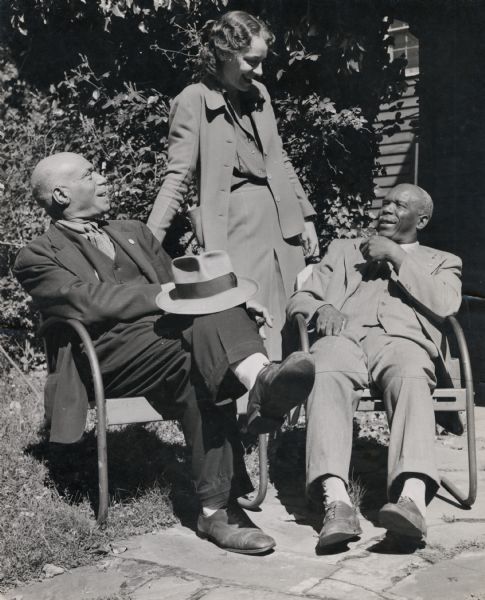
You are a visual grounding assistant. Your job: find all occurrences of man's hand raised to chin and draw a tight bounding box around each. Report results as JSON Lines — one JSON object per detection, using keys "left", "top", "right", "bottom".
{"left": 360, "top": 236, "right": 407, "bottom": 272}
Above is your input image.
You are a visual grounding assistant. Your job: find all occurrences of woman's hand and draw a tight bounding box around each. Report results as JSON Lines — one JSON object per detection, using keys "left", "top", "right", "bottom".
{"left": 301, "top": 221, "right": 320, "bottom": 259}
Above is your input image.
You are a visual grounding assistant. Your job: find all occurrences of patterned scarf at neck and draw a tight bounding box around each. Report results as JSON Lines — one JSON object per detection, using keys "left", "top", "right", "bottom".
{"left": 56, "top": 219, "right": 116, "bottom": 261}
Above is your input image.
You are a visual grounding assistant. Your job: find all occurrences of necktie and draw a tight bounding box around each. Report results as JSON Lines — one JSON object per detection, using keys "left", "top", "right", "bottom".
{"left": 83, "top": 222, "right": 116, "bottom": 261}
{"left": 56, "top": 219, "right": 116, "bottom": 260}
{"left": 366, "top": 260, "right": 391, "bottom": 281}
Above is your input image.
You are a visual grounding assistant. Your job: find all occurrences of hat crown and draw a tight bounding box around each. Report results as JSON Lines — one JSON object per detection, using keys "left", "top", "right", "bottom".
{"left": 172, "top": 251, "right": 234, "bottom": 285}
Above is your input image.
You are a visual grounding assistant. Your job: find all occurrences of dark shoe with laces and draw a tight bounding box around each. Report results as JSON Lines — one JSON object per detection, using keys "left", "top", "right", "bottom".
{"left": 197, "top": 504, "right": 276, "bottom": 555}
{"left": 379, "top": 497, "right": 427, "bottom": 540}
{"left": 318, "top": 501, "right": 362, "bottom": 548}
{"left": 247, "top": 351, "right": 315, "bottom": 434}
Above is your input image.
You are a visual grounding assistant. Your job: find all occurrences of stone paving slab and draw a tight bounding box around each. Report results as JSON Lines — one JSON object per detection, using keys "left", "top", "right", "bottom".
{"left": 4, "top": 407, "right": 485, "bottom": 600}
{"left": 389, "top": 551, "right": 485, "bottom": 600}
{"left": 304, "top": 578, "right": 387, "bottom": 600}
{"left": 327, "top": 551, "right": 429, "bottom": 594}
{"left": 121, "top": 528, "right": 339, "bottom": 592}
{"left": 4, "top": 565, "right": 127, "bottom": 600}
{"left": 131, "top": 575, "right": 202, "bottom": 600}
{"left": 200, "top": 587, "right": 311, "bottom": 600}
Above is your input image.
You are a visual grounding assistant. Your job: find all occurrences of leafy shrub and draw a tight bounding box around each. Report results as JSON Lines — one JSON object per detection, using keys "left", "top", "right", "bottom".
{"left": 1, "top": 0, "right": 407, "bottom": 353}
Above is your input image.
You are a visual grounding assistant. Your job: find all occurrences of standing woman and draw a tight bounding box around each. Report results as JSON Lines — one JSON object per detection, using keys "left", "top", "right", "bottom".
{"left": 148, "top": 10, "right": 319, "bottom": 359}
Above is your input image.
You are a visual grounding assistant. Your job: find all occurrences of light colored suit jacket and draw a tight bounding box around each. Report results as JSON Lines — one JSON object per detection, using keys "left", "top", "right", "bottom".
{"left": 147, "top": 78, "right": 315, "bottom": 247}
{"left": 287, "top": 238, "right": 463, "bottom": 372}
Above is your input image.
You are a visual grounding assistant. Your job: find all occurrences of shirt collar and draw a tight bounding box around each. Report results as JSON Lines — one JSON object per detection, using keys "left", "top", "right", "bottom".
{"left": 400, "top": 241, "right": 420, "bottom": 253}
{"left": 55, "top": 219, "right": 107, "bottom": 235}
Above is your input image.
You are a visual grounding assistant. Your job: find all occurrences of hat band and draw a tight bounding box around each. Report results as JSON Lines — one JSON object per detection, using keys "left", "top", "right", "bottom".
{"left": 175, "top": 272, "right": 238, "bottom": 300}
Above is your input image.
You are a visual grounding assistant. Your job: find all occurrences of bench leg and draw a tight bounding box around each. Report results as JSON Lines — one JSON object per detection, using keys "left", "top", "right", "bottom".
{"left": 93, "top": 381, "right": 109, "bottom": 525}
{"left": 440, "top": 316, "right": 478, "bottom": 508}
{"left": 238, "top": 434, "right": 268, "bottom": 510}
{"left": 440, "top": 396, "right": 477, "bottom": 508}
{"left": 96, "top": 415, "right": 109, "bottom": 525}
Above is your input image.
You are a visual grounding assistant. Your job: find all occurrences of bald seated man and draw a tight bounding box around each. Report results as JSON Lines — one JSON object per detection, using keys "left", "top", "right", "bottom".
{"left": 15, "top": 152, "right": 315, "bottom": 555}
{"left": 287, "top": 184, "right": 462, "bottom": 548}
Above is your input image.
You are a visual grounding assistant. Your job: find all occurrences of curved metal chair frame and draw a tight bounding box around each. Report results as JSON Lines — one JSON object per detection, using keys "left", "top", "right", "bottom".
{"left": 39, "top": 317, "right": 268, "bottom": 525}
{"left": 294, "top": 313, "right": 477, "bottom": 508}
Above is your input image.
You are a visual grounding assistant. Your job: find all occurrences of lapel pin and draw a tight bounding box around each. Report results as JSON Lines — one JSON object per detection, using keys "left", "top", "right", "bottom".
{"left": 128, "top": 238, "right": 135, "bottom": 245}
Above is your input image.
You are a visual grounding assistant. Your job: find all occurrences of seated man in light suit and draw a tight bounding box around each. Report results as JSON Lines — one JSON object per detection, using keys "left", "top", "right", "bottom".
{"left": 287, "top": 183, "right": 462, "bottom": 547}
{"left": 15, "top": 152, "right": 315, "bottom": 555}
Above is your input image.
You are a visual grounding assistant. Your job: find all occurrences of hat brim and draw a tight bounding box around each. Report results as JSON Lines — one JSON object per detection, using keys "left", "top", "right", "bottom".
{"left": 155, "top": 277, "right": 259, "bottom": 315}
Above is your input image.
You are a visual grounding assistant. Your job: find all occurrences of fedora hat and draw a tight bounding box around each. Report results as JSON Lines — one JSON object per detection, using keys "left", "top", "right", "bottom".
{"left": 156, "top": 251, "right": 258, "bottom": 315}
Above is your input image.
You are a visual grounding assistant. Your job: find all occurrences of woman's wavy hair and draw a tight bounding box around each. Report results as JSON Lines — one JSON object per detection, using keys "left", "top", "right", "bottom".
{"left": 199, "top": 11, "right": 275, "bottom": 79}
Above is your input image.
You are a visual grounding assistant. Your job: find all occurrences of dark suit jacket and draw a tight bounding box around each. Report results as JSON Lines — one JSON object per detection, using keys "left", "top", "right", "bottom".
{"left": 14, "top": 220, "right": 173, "bottom": 443}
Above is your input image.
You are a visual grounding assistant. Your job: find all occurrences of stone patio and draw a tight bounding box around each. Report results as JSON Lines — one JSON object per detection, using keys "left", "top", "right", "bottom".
{"left": 4, "top": 408, "right": 485, "bottom": 600}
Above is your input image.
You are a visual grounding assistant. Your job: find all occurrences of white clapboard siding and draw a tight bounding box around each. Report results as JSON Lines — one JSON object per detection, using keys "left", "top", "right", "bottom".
{"left": 374, "top": 77, "right": 419, "bottom": 204}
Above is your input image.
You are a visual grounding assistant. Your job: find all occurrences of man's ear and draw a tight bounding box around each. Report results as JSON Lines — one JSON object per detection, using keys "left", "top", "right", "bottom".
{"left": 416, "top": 213, "right": 430, "bottom": 230}
{"left": 52, "top": 186, "right": 71, "bottom": 210}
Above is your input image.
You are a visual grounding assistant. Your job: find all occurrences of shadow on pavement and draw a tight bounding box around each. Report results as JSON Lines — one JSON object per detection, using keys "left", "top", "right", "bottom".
{"left": 25, "top": 422, "right": 199, "bottom": 528}
{"left": 268, "top": 420, "right": 392, "bottom": 533}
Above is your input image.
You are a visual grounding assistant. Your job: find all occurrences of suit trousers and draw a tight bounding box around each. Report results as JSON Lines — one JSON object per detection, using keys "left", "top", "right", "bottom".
{"left": 306, "top": 328, "right": 439, "bottom": 503}
{"left": 94, "top": 306, "right": 265, "bottom": 509}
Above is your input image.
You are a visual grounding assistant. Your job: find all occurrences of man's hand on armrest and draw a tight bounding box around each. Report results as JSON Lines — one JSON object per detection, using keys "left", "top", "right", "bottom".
{"left": 315, "top": 304, "right": 346, "bottom": 337}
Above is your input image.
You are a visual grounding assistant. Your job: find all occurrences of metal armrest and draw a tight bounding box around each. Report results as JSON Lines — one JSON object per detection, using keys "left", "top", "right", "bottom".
{"left": 440, "top": 316, "right": 477, "bottom": 507}
{"left": 294, "top": 313, "right": 310, "bottom": 353}
{"left": 39, "top": 317, "right": 109, "bottom": 523}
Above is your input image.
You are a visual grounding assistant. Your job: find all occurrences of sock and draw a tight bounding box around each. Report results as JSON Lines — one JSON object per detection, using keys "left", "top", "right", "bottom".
{"left": 400, "top": 477, "right": 427, "bottom": 517}
{"left": 202, "top": 506, "right": 219, "bottom": 517}
{"left": 322, "top": 476, "right": 352, "bottom": 509}
{"left": 231, "top": 353, "right": 269, "bottom": 390}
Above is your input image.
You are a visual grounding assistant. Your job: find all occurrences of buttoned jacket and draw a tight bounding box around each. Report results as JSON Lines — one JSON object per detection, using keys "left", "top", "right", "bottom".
{"left": 14, "top": 220, "right": 172, "bottom": 442}
{"left": 287, "top": 238, "right": 463, "bottom": 374}
{"left": 147, "top": 78, "right": 316, "bottom": 247}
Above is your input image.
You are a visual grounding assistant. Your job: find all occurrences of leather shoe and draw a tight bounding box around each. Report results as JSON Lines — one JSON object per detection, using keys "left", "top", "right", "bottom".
{"left": 247, "top": 351, "right": 315, "bottom": 434}
{"left": 379, "top": 497, "right": 427, "bottom": 539}
{"left": 197, "top": 505, "right": 276, "bottom": 554}
{"left": 318, "top": 501, "right": 362, "bottom": 548}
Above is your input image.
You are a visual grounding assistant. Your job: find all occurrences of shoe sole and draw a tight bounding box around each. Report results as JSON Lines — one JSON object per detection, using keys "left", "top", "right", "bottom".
{"left": 197, "top": 531, "right": 276, "bottom": 554}
{"left": 248, "top": 352, "right": 315, "bottom": 434}
{"left": 318, "top": 528, "right": 362, "bottom": 548}
{"left": 379, "top": 509, "right": 425, "bottom": 540}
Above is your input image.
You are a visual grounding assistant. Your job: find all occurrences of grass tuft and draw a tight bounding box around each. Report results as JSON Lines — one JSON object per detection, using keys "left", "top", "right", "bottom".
{"left": 0, "top": 360, "right": 183, "bottom": 591}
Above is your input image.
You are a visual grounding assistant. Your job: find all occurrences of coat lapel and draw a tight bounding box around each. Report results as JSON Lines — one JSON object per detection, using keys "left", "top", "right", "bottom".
{"left": 103, "top": 222, "right": 159, "bottom": 283}
{"left": 202, "top": 78, "right": 270, "bottom": 155}
{"left": 342, "top": 242, "right": 366, "bottom": 303}
{"left": 48, "top": 225, "right": 100, "bottom": 282}
{"left": 248, "top": 84, "right": 270, "bottom": 156}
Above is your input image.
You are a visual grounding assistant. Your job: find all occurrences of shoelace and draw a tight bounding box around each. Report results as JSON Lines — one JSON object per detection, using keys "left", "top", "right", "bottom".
{"left": 325, "top": 504, "right": 337, "bottom": 521}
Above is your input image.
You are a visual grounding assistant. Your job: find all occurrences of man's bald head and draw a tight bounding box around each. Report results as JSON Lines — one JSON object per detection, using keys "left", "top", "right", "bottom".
{"left": 30, "top": 152, "right": 110, "bottom": 220}
{"left": 31, "top": 152, "right": 81, "bottom": 216}
{"left": 386, "top": 184, "right": 433, "bottom": 220}
{"left": 377, "top": 183, "right": 433, "bottom": 243}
